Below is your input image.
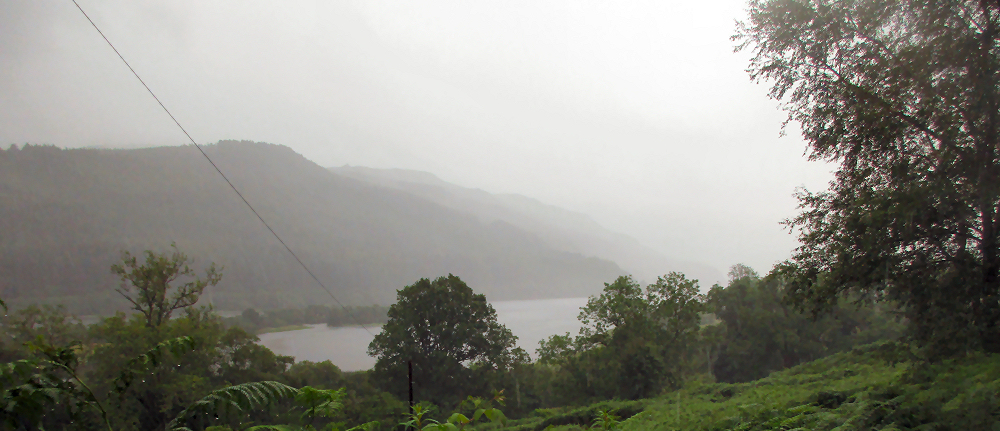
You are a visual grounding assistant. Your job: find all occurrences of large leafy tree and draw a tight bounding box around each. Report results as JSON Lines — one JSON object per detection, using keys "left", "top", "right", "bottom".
{"left": 91, "top": 246, "right": 234, "bottom": 430}
{"left": 739, "top": 0, "right": 1000, "bottom": 354}
{"left": 368, "top": 275, "right": 522, "bottom": 408}
{"left": 579, "top": 274, "right": 705, "bottom": 398}
{"left": 111, "top": 243, "right": 221, "bottom": 329}
{"left": 87, "top": 308, "right": 225, "bottom": 430}
{"left": 536, "top": 274, "right": 706, "bottom": 401}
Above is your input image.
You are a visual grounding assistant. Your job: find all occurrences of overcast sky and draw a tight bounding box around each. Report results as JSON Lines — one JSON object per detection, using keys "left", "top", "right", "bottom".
{"left": 1, "top": 0, "right": 832, "bottom": 281}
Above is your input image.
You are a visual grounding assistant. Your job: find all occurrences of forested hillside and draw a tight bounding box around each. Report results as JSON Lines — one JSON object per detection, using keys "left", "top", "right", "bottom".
{"left": 331, "top": 166, "right": 722, "bottom": 284}
{"left": 0, "top": 141, "right": 623, "bottom": 314}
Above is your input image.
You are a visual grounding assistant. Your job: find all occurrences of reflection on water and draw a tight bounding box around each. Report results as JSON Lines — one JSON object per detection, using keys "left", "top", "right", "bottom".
{"left": 258, "top": 297, "right": 588, "bottom": 372}
{"left": 259, "top": 324, "right": 383, "bottom": 371}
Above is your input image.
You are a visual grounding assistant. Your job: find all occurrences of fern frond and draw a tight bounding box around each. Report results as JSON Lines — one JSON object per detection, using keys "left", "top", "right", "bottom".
{"left": 244, "top": 425, "right": 299, "bottom": 431}
{"left": 345, "top": 421, "right": 380, "bottom": 431}
{"left": 167, "top": 381, "right": 298, "bottom": 430}
{"left": 296, "top": 386, "right": 346, "bottom": 421}
{"left": 0, "top": 360, "right": 68, "bottom": 429}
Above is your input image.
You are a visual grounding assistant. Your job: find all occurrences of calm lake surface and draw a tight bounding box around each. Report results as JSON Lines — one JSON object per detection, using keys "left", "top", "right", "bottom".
{"left": 258, "top": 297, "right": 588, "bottom": 371}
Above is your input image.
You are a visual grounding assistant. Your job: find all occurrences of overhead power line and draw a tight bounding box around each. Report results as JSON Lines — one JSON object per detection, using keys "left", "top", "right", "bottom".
{"left": 70, "top": 0, "right": 375, "bottom": 336}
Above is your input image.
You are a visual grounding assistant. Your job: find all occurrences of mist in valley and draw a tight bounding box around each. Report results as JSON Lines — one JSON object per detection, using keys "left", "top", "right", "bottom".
{"left": 1, "top": 0, "right": 832, "bottom": 289}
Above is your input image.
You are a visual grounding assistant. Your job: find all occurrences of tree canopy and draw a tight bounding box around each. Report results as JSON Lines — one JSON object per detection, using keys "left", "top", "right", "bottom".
{"left": 535, "top": 274, "right": 707, "bottom": 401}
{"left": 367, "top": 275, "right": 522, "bottom": 408}
{"left": 579, "top": 274, "right": 705, "bottom": 398}
{"left": 709, "top": 265, "right": 902, "bottom": 383}
{"left": 111, "top": 243, "right": 221, "bottom": 328}
{"left": 739, "top": 0, "right": 1000, "bottom": 355}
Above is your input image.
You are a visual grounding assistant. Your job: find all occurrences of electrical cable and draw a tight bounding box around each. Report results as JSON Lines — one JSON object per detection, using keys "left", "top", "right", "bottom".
{"left": 71, "top": 0, "right": 375, "bottom": 336}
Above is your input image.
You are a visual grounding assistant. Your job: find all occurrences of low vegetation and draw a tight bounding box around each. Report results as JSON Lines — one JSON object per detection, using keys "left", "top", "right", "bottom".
{"left": 0, "top": 244, "right": 913, "bottom": 430}
{"left": 463, "top": 342, "right": 1000, "bottom": 430}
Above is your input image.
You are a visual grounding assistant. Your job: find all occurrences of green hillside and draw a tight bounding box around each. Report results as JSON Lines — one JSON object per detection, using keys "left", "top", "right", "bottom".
{"left": 472, "top": 342, "right": 1000, "bottom": 430}
{"left": 0, "top": 141, "right": 624, "bottom": 314}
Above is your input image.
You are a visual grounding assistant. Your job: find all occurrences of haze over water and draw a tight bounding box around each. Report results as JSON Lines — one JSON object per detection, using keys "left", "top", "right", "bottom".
{"left": 259, "top": 297, "right": 588, "bottom": 371}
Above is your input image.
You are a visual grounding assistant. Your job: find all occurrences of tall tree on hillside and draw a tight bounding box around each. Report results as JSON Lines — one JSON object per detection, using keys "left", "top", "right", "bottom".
{"left": 368, "top": 275, "right": 523, "bottom": 409}
{"left": 578, "top": 274, "right": 705, "bottom": 398}
{"left": 111, "top": 243, "right": 221, "bottom": 328}
{"left": 739, "top": 0, "right": 1000, "bottom": 355}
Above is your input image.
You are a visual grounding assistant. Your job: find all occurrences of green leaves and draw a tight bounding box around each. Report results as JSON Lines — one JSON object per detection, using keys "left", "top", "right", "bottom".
{"left": 395, "top": 396, "right": 507, "bottom": 431}
{"left": 167, "top": 381, "right": 299, "bottom": 430}
{"left": 448, "top": 412, "right": 471, "bottom": 425}
{"left": 738, "top": 0, "right": 1000, "bottom": 356}
{"left": 1, "top": 332, "right": 381, "bottom": 431}
{"left": 113, "top": 335, "right": 197, "bottom": 395}
{"left": 168, "top": 383, "right": 386, "bottom": 431}
{"left": 709, "top": 269, "right": 902, "bottom": 383}
{"left": 368, "top": 275, "right": 520, "bottom": 407}
{"left": 579, "top": 274, "right": 706, "bottom": 346}
{"left": 418, "top": 406, "right": 504, "bottom": 430}
{"left": 0, "top": 359, "right": 64, "bottom": 428}
{"left": 112, "top": 243, "right": 222, "bottom": 328}
{"left": 592, "top": 408, "right": 620, "bottom": 430}
{"left": 296, "top": 386, "right": 345, "bottom": 423}
{"left": 399, "top": 402, "right": 435, "bottom": 429}
{"left": 573, "top": 274, "right": 707, "bottom": 398}
{"left": 343, "top": 421, "right": 380, "bottom": 431}
{"left": 477, "top": 407, "right": 506, "bottom": 425}
{"left": 0, "top": 338, "right": 115, "bottom": 431}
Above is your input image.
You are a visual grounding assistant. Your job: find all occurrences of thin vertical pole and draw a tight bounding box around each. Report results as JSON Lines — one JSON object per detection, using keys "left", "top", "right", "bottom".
{"left": 408, "top": 360, "right": 414, "bottom": 411}
{"left": 514, "top": 370, "right": 521, "bottom": 409}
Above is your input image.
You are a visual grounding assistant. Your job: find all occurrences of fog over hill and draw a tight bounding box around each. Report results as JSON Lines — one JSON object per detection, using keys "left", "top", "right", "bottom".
{"left": 332, "top": 166, "right": 722, "bottom": 285}
{"left": 0, "top": 141, "right": 625, "bottom": 314}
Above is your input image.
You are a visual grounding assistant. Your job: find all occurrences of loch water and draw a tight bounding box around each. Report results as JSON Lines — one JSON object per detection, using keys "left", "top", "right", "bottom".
{"left": 258, "top": 297, "right": 589, "bottom": 371}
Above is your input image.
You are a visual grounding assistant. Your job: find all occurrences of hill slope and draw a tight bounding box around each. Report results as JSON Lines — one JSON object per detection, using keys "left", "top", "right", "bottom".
{"left": 623, "top": 343, "right": 1000, "bottom": 430}
{"left": 0, "top": 141, "right": 624, "bottom": 314}
{"left": 331, "top": 166, "right": 722, "bottom": 284}
{"left": 482, "top": 343, "right": 1000, "bottom": 430}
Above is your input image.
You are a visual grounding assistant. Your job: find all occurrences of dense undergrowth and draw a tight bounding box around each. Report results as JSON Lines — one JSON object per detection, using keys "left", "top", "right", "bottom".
{"left": 469, "top": 342, "right": 1000, "bottom": 430}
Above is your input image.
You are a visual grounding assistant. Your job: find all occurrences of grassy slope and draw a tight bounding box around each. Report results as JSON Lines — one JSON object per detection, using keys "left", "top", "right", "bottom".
{"left": 477, "top": 342, "right": 1000, "bottom": 430}
{"left": 629, "top": 342, "right": 1000, "bottom": 430}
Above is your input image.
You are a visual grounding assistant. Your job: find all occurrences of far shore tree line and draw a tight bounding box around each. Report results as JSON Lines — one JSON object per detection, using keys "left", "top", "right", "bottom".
{"left": 223, "top": 304, "right": 391, "bottom": 335}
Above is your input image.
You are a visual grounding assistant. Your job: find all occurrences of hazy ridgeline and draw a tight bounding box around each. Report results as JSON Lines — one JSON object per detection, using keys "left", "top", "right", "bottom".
{"left": 330, "top": 165, "right": 722, "bottom": 285}
{"left": 0, "top": 141, "right": 624, "bottom": 314}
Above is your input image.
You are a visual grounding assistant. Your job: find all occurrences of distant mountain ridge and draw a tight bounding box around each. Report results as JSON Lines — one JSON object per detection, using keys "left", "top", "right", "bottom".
{"left": 331, "top": 166, "right": 722, "bottom": 284}
{"left": 0, "top": 141, "right": 624, "bottom": 314}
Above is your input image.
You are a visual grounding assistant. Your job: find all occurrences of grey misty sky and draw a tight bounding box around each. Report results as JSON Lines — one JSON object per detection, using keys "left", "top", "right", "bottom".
{"left": 1, "top": 0, "right": 832, "bottom": 282}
